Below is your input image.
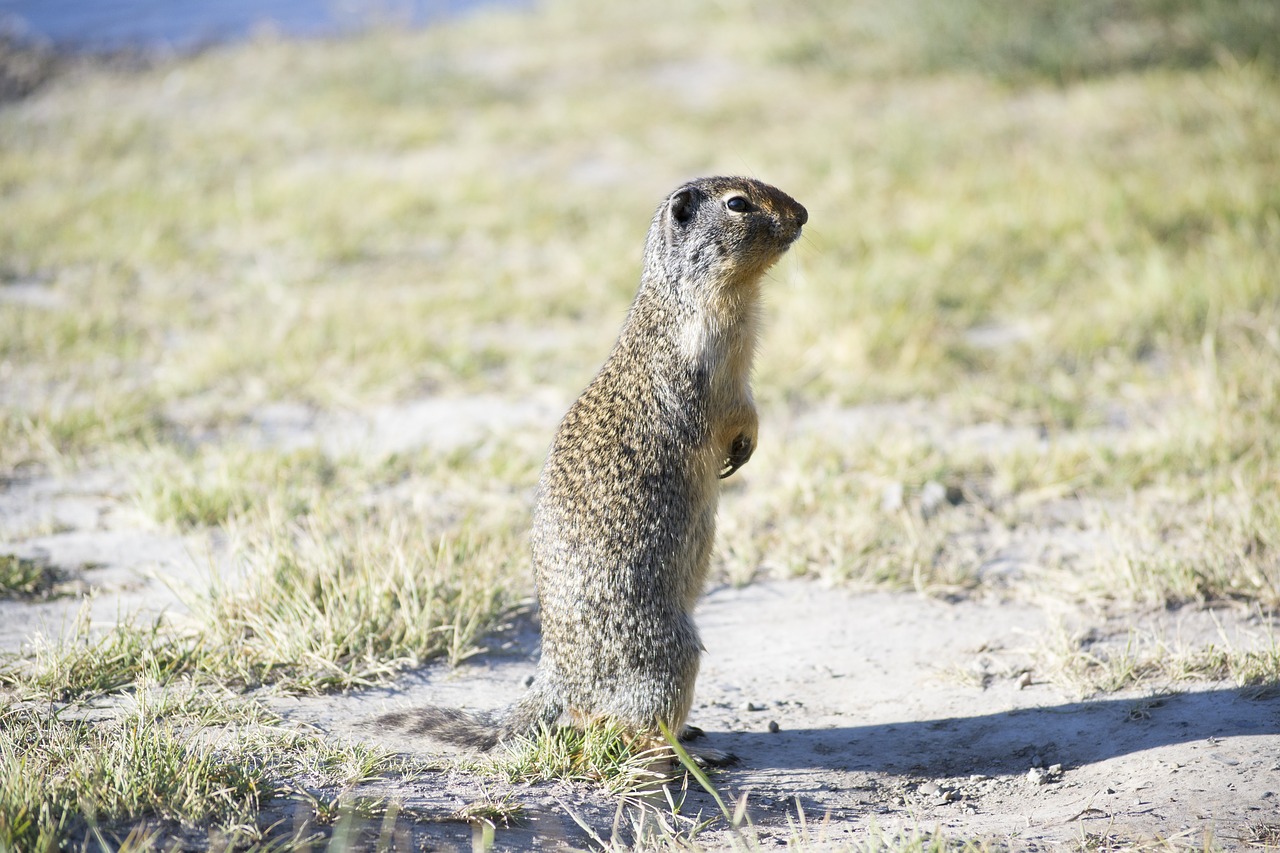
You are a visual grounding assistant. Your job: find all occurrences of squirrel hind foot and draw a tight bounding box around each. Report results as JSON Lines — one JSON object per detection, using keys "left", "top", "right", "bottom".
{"left": 687, "top": 745, "right": 739, "bottom": 767}
{"left": 628, "top": 729, "right": 739, "bottom": 770}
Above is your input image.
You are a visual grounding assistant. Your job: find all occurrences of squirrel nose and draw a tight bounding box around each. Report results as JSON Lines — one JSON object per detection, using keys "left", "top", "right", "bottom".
{"left": 795, "top": 205, "right": 808, "bottom": 227}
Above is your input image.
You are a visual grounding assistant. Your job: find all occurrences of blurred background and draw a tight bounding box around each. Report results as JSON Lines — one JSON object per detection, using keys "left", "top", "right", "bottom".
{"left": 1, "top": 0, "right": 1278, "bottom": 664}
{"left": 0, "top": 0, "right": 515, "bottom": 52}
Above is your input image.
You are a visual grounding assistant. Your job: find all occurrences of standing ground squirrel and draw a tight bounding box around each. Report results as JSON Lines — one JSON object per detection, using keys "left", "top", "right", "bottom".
{"left": 381, "top": 176, "right": 807, "bottom": 752}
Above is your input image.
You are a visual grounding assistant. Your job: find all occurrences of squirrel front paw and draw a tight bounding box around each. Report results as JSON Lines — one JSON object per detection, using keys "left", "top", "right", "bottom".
{"left": 719, "top": 433, "right": 754, "bottom": 479}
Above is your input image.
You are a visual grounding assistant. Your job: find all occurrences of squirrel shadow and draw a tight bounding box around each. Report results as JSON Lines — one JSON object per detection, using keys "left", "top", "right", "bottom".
{"left": 704, "top": 687, "right": 1279, "bottom": 778}
{"left": 369, "top": 604, "right": 1276, "bottom": 778}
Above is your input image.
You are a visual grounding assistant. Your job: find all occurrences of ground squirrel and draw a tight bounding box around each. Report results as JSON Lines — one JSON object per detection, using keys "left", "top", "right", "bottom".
{"left": 381, "top": 176, "right": 807, "bottom": 752}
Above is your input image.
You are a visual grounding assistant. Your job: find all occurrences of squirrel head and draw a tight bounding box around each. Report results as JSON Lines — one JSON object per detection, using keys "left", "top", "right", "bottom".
{"left": 641, "top": 176, "right": 807, "bottom": 307}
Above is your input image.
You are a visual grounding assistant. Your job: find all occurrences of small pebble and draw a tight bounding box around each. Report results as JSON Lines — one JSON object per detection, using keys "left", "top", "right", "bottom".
{"left": 921, "top": 481, "right": 948, "bottom": 518}
{"left": 1018, "top": 671, "right": 1033, "bottom": 689}
{"left": 768, "top": 720, "right": 780, "bottom": 733}
{"left": 1026, "top": 765, "right": 1062, "bottom": 786}
{"left": 880, "top": 483, "right": 905, "bottom": 513}
{"left": 743, "top": 701, "right": 765, "bottom": 712}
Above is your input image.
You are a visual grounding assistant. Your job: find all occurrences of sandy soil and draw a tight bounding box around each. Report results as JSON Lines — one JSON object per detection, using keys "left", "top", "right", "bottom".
{"left": 2, "top": 398, "right": 1278, "bottom": 850}
{"left": 283, "top": 581, "right": 1279, "bottom": 850}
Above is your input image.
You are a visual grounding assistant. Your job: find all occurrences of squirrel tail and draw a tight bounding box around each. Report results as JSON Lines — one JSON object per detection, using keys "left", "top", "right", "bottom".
{"left": 378, "top": 685, "right": 562, "bottom": 752}
{"left": 494, "top": 682, "right": 562, "bottom": 744}
{"left": 378, "top": 705, "right": 504, "bottom": 751}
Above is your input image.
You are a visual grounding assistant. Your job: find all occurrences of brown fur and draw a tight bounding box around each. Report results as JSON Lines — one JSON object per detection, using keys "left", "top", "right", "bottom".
{"left": 379, "top": 177, "right": 807, "bottom": 751}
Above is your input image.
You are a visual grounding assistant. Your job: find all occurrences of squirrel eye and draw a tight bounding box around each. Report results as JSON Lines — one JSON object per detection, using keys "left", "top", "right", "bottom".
{"left": 725, "top": 196, "right": 751, "bottom": 213}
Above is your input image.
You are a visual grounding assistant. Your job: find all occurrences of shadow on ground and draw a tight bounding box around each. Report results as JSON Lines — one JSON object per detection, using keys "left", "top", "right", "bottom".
{"left": 707, "top": 687, "right": 1279, "bottom": 778}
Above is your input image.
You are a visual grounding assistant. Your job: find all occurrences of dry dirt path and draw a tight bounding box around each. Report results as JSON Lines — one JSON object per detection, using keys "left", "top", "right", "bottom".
{"left": 283, "top": 581, "right": 1280, "bottom": 850}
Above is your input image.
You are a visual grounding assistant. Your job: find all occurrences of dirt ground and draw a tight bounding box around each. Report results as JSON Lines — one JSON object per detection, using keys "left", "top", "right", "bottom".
{"left": 287, "top": 581, "right": 1279, "bottom": 850}
{"left": 2, "top": 399, "right": 1278, "bottom": 851}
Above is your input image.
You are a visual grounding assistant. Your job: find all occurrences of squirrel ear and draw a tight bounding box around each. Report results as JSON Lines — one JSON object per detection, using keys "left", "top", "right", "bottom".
{"left": 669, "top": 188, "right": 698, "bottom": 226}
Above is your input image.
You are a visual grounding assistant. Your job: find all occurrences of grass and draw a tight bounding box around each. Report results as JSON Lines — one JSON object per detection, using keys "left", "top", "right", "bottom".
{"left": 1, "top": 515, "right": 519, "bottom": 699}
{"left": 0, "top": 0, "right": 1278, "bottom": 847}
{"left": 0, "top": 705, "right": 259, "bottom": 850}
{"left": 1037, "top": 625, "right": 1280, "bottom": 697}
{"left": 0, "top": 688, "right": 406, "bottom": 851}
{"left": 488, "top": 722, "right": 1012, "bottom": 851}
{"left": 2, "top": 611, "right": 203, "bottom": 701}
{"left": 0, "top": 554, "right": 59, "bottom": 599}
{"left": 474, "top": 721, "right": 674, "bottom": 795}
{"left": 772, "top": 0, "right": 1280, "bottom": 83}
{"left": 194, "top": 507, "right": 520, "bottom": 689}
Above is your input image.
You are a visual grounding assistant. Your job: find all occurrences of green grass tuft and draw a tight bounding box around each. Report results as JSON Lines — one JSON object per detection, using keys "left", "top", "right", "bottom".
{"left": 474, "top": 722, "right": 671, "bottom": 795}
{"left": 2, "top": 516, "right": 520, "bottom": 700}
{"left": 775, "top": 0, "right": 1280, "bottom": 83}
{"left": 0, "top": 688, "right": 405, "bottom": 852}
{"left": 1037, "top": 628, "right": 1280, "bottom": 697}
{"left": 0, "top": 699, "right": 265, "bottom": 851}
{"left": 135, "top": 446, "right": 339, "bottom": 530}
{"left": 0, "top": 554, "right": 60, "bottom": 599}
{"left": 1, "top": 611, "right": 203, "bottom": 702}
{"left": 196, "top": 512, "right": 520, "bottom": 690}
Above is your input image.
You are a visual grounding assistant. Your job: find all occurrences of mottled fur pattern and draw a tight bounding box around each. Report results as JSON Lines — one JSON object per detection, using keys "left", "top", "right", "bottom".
{"left": 381, "top": 177, "right": 807, "bottom": 751}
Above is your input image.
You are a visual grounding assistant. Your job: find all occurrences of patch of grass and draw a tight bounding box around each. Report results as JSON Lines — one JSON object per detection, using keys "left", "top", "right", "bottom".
{"left": 1170, "top": 645, "right": 1280, "bottom": 693}
{"left": 1037, "top": 627, "right": 1280, "bottom": 697}
{"left": 2, "top": 510, "right": 521, "bottom": 699}
{"left": 917, "top": 0, "right": 1280, "bottom": 83}
{"left": 1, "top": 609, "right": 204, "bottom": 701}
{"left": 1088, "top": 481, "right": 1280, "bottom": 609}
{"left": 452, "top": 788, "right": 526, "bottom": 829}
{"left": 474, "top": 722, "right": 672, "bottom": 795}
{"left": 773, "top": 0, "right": 1280, "bottom": 83}
{"left": 0, "top": 698, "right": 265, "bottom": 851}
{"left": 133, "top": 433, "right": 545, "bottom": 533}
{"left": 0, "top": 553, "right": 59, "bottom": 598}
{"left": 720, "top": 353, "right": 1280, "bottom": 609}
{"left": 196, "top": 509, "right": 521, "bottom": 690}
{"left": 135, "top": 445, "right": 339, "bottom": 530}
{"left": 0, "top": 688, "right": 405, "bottom": 852}
{"left": 1, "top": 390, "right": 170, "bottom": 475}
